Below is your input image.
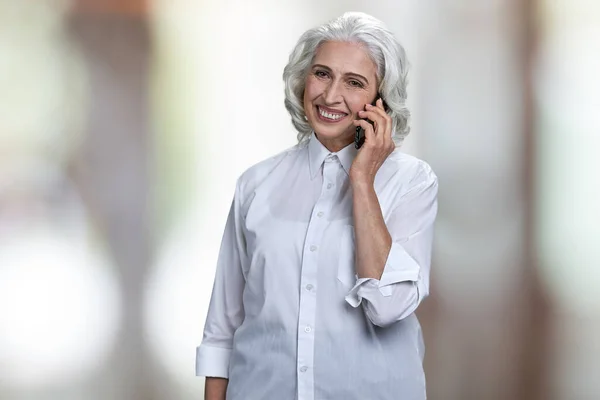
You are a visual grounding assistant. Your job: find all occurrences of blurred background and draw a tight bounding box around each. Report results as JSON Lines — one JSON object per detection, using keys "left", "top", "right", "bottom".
{"left": 0, "top": 0, "right": 598, "bottom": 399}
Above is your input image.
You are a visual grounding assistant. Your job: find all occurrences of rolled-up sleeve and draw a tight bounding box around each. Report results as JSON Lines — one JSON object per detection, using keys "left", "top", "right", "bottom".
{"left": 196, "top": 179, "right": 247, "bottom": 378}
{"left": 345, "top": 170, "right": 438, "bottom": 327}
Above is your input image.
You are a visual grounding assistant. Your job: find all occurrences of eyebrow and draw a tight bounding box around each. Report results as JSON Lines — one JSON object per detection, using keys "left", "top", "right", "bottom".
{"left": 311, "top": 64, "right": 370, "bottom": 85}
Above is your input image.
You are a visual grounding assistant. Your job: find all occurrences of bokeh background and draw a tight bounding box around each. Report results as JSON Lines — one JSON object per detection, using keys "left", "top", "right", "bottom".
{"left": 0, "top": 0, "right": 599, "bottom": 399}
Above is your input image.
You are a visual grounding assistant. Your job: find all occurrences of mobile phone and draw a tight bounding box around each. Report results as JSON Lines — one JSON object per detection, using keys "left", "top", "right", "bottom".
{"left": 355, "top": 96, "right": 387, "bottom": 149}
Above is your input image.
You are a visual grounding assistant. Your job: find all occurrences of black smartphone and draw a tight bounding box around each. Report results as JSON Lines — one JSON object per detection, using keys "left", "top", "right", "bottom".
{"left": 355, "top": 96, "right": 387, "bottom": 149}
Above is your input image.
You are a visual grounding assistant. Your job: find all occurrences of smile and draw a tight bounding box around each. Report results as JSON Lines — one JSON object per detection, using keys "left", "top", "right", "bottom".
{"left": 317, "top": 106, "right": 347, "bottom": 122}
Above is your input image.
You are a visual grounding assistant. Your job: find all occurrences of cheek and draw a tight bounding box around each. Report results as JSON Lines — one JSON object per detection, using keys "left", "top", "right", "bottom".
{"left": 347, "top": 99, "right": 366, "bottom": 115}
{"left": 304, "top": 77, "right": 325, "bottom": 100}
{"left": 349, "top": 94, "right": 376, "bottom": 114}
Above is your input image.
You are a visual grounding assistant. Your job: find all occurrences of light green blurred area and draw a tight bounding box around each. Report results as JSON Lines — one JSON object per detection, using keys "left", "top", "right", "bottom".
{"left": 534, "top": 0, "right": 600, "bottom": 315}
{"left": 149, "top": 7, "right": 198, "bottom": 237}
{"left": 0, "top": 0, "right": 86, "bottom": 172}
{"left": 0, "top": 0, "right": 599, "bottom": 399}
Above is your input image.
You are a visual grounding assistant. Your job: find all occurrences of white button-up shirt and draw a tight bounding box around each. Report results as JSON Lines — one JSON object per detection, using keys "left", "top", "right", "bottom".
{"left": 196, "top": 133, "right": 438, "bottom": 400}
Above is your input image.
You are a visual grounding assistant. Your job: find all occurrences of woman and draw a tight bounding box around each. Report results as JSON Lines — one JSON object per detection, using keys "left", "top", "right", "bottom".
{"left": 197, "top": 12, "right": 438, "bottom": 400}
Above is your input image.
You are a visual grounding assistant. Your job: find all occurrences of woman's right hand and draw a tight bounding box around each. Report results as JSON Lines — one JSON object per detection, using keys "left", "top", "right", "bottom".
{"left": 204, "top": 377, "right": 228, "bottom": 400}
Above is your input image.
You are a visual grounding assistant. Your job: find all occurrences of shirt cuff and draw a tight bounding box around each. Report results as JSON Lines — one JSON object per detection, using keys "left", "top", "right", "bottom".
{"left": 196, "top": 344, "right": 232, "bottom": 378}
{"left": 345, "top": 241, "right": 420, "bottom": 308}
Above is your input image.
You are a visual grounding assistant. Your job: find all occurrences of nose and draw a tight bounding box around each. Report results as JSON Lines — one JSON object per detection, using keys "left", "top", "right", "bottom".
{"left": 323, "top": 80, "right": 343, "bottom": 105}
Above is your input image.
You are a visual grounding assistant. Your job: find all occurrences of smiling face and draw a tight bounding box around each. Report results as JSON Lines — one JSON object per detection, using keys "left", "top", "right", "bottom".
{"left": 303, "top": 41, "right": 379, "bottom": 152}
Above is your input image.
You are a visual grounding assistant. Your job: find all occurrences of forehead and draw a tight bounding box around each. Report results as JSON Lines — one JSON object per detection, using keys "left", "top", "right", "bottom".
{"left": 312, "top": 41, "right": 377, "bottom": 78}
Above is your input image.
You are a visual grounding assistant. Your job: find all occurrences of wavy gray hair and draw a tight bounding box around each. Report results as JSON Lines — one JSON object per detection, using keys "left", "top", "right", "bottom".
{"left": 283, "top": 12, "right": 410, "bottom": 145}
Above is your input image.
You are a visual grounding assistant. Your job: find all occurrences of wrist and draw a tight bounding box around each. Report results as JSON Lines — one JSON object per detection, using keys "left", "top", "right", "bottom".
{"left": 350, "top": 174, "right": 375, "bottom": 190}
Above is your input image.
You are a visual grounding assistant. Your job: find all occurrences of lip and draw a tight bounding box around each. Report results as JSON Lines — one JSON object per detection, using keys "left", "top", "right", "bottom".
{"left": 317, "top": 105, "right": 347, "bottom": 115}
{"left": 315, "top": 105, "right": 348, "bottom": 123}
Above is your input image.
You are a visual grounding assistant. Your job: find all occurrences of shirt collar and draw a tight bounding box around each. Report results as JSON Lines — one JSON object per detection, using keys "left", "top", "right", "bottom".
{"left": 308, "top": 131, "right": 358, "bottom": 179}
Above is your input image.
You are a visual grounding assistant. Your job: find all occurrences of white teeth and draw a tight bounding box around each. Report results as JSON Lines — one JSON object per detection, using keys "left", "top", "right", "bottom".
{"left": 318, "top": 107, "right": 345, "bottom": 120}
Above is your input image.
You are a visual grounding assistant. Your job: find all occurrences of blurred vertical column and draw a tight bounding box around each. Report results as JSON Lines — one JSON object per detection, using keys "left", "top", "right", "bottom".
{"left": 534, "top": 1, "right": 600, "bottom": 399}
{"left": 67, "top": 0, "right": 153, "bottom": 399}
{"left": 415, "top": 1, "right": 541, "bottom": 399}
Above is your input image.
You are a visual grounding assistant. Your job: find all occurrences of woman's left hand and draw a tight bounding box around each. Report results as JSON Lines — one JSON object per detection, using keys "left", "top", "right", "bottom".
{"left": 349, "top": 98, "right": 395, "bottom": 185}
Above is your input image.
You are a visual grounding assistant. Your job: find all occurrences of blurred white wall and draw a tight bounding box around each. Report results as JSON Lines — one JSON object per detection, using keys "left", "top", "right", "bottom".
{"left": 535, "top": 1, "right": 600, "bottom": 398}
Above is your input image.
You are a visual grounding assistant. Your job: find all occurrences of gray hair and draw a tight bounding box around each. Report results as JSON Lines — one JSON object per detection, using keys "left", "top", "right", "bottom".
{"left": 283, "top": 12, "right": 410, "bottom": 145}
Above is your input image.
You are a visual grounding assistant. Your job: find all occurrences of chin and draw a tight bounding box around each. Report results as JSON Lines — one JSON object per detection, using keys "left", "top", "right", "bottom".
{"left": 316, "top": 128, "right": 346, "bottom": 139}
{"left": 316, "top": 124, "right": 353, "bottom": 138}
{"left": 309, "top": 119, "right": 349, "bottom": 136}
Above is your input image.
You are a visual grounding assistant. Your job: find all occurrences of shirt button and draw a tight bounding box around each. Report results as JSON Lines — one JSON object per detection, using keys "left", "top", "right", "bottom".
{"left": 300, "top": 366, "right": 308, "bottom": 373}
{"left": 317, "top": 211, "right": 324, "bottom": 218}
{"left": 310, "top": 245, "right": 317, "bottom": 252}
{"left": 306, "top": 284, "right": 314, "bottom": 291}
{"left": 304, "top": 326, "right": 312, "bottom": 333}
{"left": 327, "top": 183, "right": 333, "bottom": 189}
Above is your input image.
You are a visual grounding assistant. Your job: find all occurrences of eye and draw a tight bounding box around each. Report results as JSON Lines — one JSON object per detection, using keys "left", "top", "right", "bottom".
{"left": 349, "top": 80, "right": 364, "bottom": 88}
{"left": 314, "top": 70, "right": 329, "bottom": 78}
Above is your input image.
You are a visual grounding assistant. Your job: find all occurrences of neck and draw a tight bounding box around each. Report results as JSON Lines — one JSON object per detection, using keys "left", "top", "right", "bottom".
{"left": 315, "top": 133, "right": 353, "bottom": 153}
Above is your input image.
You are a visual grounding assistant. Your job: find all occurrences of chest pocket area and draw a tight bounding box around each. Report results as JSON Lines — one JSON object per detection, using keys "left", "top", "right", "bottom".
{"left": 337, "top": 225, "right": 356, "bottom": 288}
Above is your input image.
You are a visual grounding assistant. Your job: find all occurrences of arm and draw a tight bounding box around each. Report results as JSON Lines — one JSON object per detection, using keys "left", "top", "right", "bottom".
{"left": 205, "top": 377, "right": 228, "bottom": 400}
{"left": 347, "top": 173, "right": 438, "bottom": 327}
{"left": 196, "top": 179, "right": 247, "bottom": 388}
{"left": 351, "top": 178, "right": 392, "bottom": 281}
{"left": 349, "top": 99, "right": 438, "bottom": 327}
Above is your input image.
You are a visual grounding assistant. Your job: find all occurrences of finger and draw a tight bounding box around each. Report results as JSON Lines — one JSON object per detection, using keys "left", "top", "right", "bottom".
{"left": 366, "top": 103, "right": 392, "bottom": 126}
{"left": 352, "top": 119, "right": 376, "bottom": 145}
{"left": 367, "top": 103, "right": 391, "bottom": 126}
{"left": 366, "top": 101, "right": 387, "bottom": 117}
{"left": 368, "top": 101, "right": 393, "bottom": 145}
{"left": 357, "top": 110, "right": 386, "bottom": 136}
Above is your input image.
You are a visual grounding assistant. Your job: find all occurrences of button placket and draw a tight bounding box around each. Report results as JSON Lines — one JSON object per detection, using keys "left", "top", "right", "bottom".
{"left": 323, "top": 157, "right": 338, "bottom": 194}
{"left": 296, "top": 155, "right": 342, "bottom": 400}
{"left": 296, "top": 157, "right": 339, "bottom": 400}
